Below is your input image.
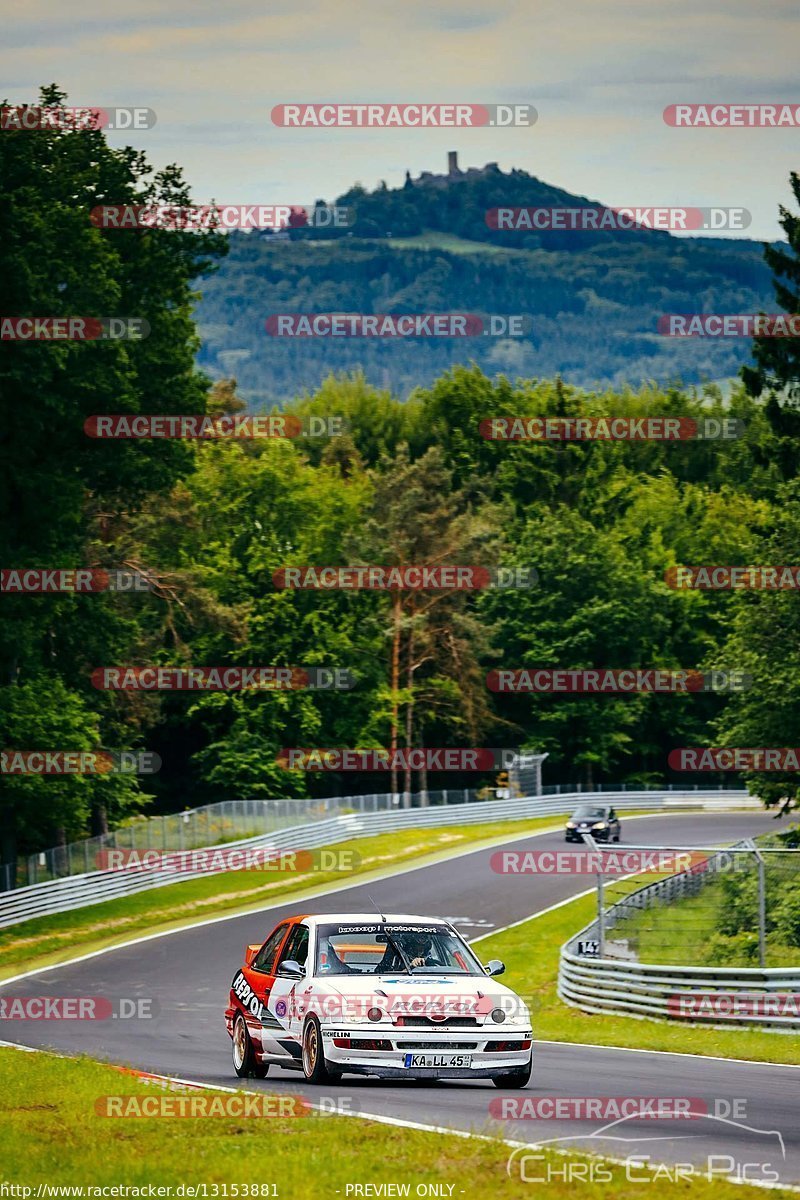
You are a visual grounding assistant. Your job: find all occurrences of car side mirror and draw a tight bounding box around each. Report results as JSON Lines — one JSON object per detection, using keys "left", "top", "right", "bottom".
{"left": 278, "top": 960, "right": 304, "bottom": 979}
{"left": 244, "top": 943, "right": 261, "bottom": 967}
{"left": 484, "top": 959, "right": 505, "bottom": 977}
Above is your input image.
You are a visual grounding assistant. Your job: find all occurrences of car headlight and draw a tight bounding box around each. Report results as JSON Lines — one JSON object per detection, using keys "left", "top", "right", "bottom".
{"left": 491, "top": 999, "right": 529, "bottom": 1024}
{"left": 592, "top": 822, "right": 607, "bottom": 829}
{"left": 566, "top": 822, "right": 576, "bottom": 829}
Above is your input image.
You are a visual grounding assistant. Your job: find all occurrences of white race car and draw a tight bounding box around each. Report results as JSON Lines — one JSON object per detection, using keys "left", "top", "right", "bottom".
{"left": 225, "top": 912, "right": 533, "bottom": 1087}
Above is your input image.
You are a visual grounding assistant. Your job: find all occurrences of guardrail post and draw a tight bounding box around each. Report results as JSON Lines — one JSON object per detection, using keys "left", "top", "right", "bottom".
{"left": 743, "top": 838, "right": 767, "bottom": 969}
{"left": 758, "top": 854, "right": 767, "bottom": 969}
{"left": 597, "top": 869, "right": 605, "bottom": 958}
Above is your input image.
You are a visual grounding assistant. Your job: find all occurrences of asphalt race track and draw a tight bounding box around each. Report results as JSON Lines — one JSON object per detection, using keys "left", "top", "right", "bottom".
{"left": 2, "top": 812, "right": 799, "bottom": 1187}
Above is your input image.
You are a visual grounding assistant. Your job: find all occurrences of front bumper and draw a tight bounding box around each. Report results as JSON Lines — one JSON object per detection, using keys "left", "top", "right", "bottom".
{"left": 566, "top": 829, "right": 609, "bottom": 841}
{"left": 335, "top": 1062, "right": 531, "bottom": 1079}
{"left": 322, "top": 1027, "right": 533, "bottom": 1077}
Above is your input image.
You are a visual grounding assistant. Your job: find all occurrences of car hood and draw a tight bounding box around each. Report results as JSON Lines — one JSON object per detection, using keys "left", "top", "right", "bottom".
{"left": 309, "top": 974, "right": 528, "bottom": 1020}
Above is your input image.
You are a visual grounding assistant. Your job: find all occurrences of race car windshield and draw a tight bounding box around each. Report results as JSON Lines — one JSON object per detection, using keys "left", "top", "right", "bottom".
{"left": 314, "top": 924, "right": 486, "bottom": 976}
{"left": 573, "top": 806, "right": 608, "bottom": 819}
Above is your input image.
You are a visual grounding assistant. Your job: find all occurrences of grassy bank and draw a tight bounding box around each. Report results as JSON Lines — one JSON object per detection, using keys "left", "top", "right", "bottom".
{"left": 602, "top": 831, "right": 800, "bottom": 968}
{"left": 0, "top": 1047, "right": 790, "bottom": 1198}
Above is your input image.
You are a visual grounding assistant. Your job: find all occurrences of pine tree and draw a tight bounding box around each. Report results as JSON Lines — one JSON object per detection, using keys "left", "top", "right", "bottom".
{"left": 742, "top": 172, "right": 800, "bottom": 477}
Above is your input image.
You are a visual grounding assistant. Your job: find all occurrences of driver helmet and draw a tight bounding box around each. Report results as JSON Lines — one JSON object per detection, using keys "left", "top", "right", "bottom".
{"left": 405, "top": 931, "right": 432, "bottom": 959}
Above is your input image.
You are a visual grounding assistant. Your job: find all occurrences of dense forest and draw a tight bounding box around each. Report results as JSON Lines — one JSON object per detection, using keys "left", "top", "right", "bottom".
{"left": 195, "top": 161, "right": 776, "bottom": 403}
{"left": 3, "top": 90, "right": 800, "bottom": 870}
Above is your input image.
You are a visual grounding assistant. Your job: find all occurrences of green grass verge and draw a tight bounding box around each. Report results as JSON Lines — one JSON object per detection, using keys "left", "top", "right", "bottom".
{"left": 609, "top": 882, "right": 799, "bottom": 968}
{"left": 602, "top": 831, "right": 800, "bottom": 969}
{"left": 0, "top": 1048, "right": 790, "bottom": 1197}
{"left": 475, "top": 895, "right": 800, "bottom": 1065}
{"left": 0, "top": 815, "right": 582, "bottom": 978}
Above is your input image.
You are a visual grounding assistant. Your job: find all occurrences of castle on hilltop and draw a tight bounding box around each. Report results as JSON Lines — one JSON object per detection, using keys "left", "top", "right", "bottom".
{"left": 404, "top": 151, "right": 502, "bottom": 188}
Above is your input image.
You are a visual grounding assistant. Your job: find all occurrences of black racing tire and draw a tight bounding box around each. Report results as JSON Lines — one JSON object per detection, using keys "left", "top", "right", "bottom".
{"left": 232, "top": 1011, "right": 269, "bottom": 1079}
{"left": 491, "top": 1054, "right": 533, "bottom": 1089}
{"left": 301, "top": 1015, "right": 335, "bottom": 1083}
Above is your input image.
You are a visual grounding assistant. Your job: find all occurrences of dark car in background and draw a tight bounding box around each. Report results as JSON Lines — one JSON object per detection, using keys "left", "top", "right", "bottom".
{"left": 565, "top": 804, "right": 621, "bottom": 843}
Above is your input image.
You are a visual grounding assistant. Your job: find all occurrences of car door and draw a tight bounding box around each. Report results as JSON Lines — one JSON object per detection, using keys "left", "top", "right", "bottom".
{"left": 608, "top": 808, "right": 620, "bottom": 838}
{"left": 265, "top": 922, "right": 311, "bottom": 1057}
{"left": 234, "top": 920, "right": 292, "bottom": 1054}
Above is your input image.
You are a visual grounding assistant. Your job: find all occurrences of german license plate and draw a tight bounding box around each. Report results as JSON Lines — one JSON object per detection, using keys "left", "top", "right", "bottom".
{"left": 403, "top": 1053, "right": 472, "bottom": 1068}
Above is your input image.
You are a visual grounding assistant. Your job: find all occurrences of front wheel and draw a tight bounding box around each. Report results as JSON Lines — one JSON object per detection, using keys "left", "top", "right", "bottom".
{"left": 302, "top": 1015, "right": 335, "bottom": 1083}
{"left": 491, "top": 1055, "right": 533, "bottom": 1089}
{"left": 232, "top": 1012, "right": 269, "bottom": 1079}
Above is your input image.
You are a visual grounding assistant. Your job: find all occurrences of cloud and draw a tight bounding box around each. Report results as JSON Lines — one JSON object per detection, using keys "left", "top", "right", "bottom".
{"left": 1, "top": 0, "right": 796, "bottom": 240}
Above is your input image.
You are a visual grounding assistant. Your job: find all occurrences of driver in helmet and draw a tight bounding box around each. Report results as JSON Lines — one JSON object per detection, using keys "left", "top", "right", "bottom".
{"left": 405, "top": 931, "right": 433, "bottom": 968}
{"left": 374, "top": 929, "right": 435, "bottom": 973}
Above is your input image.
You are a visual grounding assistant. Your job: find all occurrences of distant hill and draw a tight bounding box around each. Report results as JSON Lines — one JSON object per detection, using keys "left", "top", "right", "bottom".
{"left": 195, "top": 155, "right": 776, "bottom": 405}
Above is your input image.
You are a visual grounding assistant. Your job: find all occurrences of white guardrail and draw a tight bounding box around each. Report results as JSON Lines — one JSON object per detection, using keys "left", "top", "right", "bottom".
{"left": 0, "top": 789, "right": 753, "bottom": 929}
{"left": 559, "top": 840, "right": 800, "bottom": 1031}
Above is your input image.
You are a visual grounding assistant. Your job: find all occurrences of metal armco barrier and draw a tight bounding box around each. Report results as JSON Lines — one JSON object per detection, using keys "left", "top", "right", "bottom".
{"left": 0, "top": 789, "right": 750, "bottom": 928}
{"left": 558, "top": 952, "right": 800, "bottom": 1030}
{"left": 559, "top": 839, "right": 800, "bottom": 1031}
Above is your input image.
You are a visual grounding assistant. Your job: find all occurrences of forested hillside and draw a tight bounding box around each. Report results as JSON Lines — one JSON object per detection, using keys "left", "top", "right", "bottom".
{"left": 196, "top": 163, "right": 775, "bottom": 403}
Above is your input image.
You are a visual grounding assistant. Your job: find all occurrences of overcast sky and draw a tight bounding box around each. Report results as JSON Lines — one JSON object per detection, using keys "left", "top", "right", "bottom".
{"left": 3, "top": 0, "right": 798, "bottom": 240}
